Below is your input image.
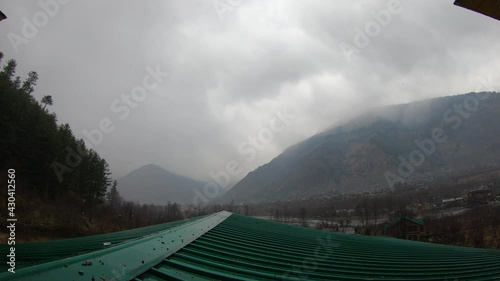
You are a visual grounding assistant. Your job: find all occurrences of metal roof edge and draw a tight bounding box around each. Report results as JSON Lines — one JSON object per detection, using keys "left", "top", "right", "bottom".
{"left": 2, "top": 211, "right": 232, "bottom": 281}
{"left": 454, "top": 0, "right": 500, "bottom": 22}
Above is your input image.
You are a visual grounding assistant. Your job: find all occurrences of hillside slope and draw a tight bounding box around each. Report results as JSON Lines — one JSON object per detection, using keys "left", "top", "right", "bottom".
{"left": 117, "top": 164, "right": 205, "bottom": 205}
{"left": 224, "top": 92, "right": 500, "bottom": 202}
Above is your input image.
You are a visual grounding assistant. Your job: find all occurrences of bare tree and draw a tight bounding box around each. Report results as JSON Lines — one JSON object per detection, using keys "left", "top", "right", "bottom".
{"left": 300, "top": 207, "right": 308, "bottom": 227}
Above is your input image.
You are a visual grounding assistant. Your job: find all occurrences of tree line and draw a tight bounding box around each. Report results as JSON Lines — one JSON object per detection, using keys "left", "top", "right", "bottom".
{"left": 0, "top": 54, "right": 186, "bottom": 240}
{"left": 209, "top": 173, "right": 500, "bottom": 249}
{"left": 0, "top": 53, "right": 111, "bottom": 206}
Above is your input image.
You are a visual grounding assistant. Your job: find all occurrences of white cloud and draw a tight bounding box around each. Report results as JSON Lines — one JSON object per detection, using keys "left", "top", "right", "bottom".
{"left": 1, "top": 0, "right": 498, "bottom": 182}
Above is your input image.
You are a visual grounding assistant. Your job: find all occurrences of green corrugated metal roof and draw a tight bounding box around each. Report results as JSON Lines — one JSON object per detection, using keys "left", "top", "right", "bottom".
{"left": 1, "top": 212, "right": 229, "bottom": 281}
{"left": 2, "top": 211, "right": 500, "bottom": 280}
{"left": 0, "top": 215, "right": 204, "bottom": 271}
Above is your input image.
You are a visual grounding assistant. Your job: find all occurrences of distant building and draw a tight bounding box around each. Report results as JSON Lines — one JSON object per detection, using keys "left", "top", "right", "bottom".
{"left": 466, "top": 189, "right": 494, "bottom": 205}
{"left": 385, "top": 217, "right": 426, "bottom": 241}
{"left": 441, "top": 197, "right": 464, "bottom": 208}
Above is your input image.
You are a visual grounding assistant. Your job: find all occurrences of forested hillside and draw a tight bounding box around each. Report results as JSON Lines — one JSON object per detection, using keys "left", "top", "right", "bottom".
{"left": 225, "top": 92, "right": 500, "bottom": 202}
{"left": 0, "top": 54, "right": 184, "bottom": 241}
{"left": 0, "top": 53, "right": 111, "bottom": 204}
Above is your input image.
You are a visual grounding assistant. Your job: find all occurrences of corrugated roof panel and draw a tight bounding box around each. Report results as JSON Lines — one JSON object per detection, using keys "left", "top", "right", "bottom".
{"left": 0, "top": 215, "right": 203, "bottom": 270}
{"left": 136, "top": 213, "right": 500, "bottom": 280}
{"left": 2, "top": 212, "right": 500, "bottom": 280}
{"left": 0, "top": 212, "right": 230, "bottom": 281}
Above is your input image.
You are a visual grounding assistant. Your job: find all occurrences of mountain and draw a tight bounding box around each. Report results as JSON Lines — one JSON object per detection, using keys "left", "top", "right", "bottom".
{"left": 117, "top": 164, "right": 205, "bottom": 205}
{"left": 224, "top": 92, "right": 500, "bottom": 202}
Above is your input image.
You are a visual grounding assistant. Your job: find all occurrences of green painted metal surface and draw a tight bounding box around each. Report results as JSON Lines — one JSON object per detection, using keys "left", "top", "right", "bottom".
{"left": 0, "top": 216, "right": 203, "bottom": 271}
{"left": 2, "top": 212, "right": 500, "bottom": 280}
{"left": 0, "top": 212, "right": 230, "bottom": 281}
{"left": 137, "top": 213, "right": 500, "bottom": 281}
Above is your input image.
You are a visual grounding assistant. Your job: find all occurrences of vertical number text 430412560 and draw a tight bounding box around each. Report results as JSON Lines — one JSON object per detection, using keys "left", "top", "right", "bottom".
{"left": 7, "top": 169, "right": 16, "bottom": 218}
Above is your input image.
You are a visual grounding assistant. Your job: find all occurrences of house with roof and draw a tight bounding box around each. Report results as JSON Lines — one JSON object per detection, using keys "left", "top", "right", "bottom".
{"left": 384, "top": 216, "right": 426, "bottom": 241}
{"left": 466, "top": 189, "right": 494, "bottom": 206}
{"left": 441, "top": 197, "right": 464, "bottom": 208}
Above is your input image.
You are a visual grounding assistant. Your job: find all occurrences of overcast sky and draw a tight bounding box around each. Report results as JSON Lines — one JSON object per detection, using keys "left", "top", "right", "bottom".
{"left": 1, "top": 0, "right": 499, "bottom": 183}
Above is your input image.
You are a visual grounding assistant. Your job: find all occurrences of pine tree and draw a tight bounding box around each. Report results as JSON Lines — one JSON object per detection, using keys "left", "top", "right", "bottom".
{"left": 107, "top": 180, "right": 122, "bottom": 208}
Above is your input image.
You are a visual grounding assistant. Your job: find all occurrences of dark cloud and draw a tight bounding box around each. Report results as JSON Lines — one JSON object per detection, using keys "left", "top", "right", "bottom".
{"left": 1, "top": 0, "right": 498, "bottom": 183}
